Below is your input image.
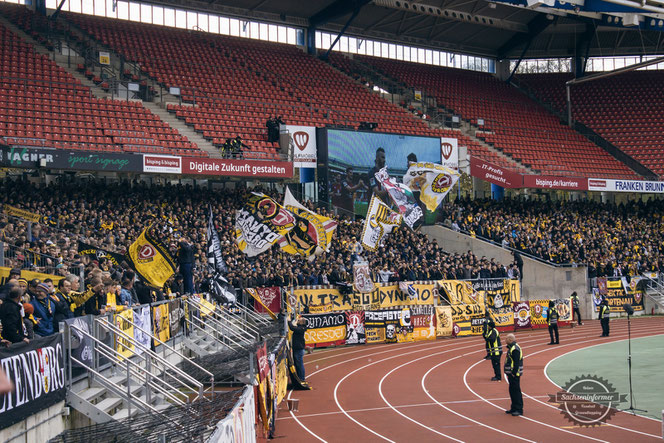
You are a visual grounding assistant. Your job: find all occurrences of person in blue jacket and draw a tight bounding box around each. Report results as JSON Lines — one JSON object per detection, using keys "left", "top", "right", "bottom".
{"left": 31, "top": 283, "right": 55, "bottom": 336}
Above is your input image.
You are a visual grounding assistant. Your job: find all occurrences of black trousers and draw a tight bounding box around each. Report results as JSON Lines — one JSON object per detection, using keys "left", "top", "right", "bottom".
{"left": 601, "top": 318, "right": 610, "bottom": 336}
{"left": 573, "top": 307, "right": 582, "bottom": 325}
{"left": 490, "top": 354, "right": 501, "bottom": 378}
{"left": 548, "top": 324, "right": 559, "bottom": 343}
{"left": 484, "top": 339, "right": 490, "bottom": 356}
{"left": 507, "top": 374, "right": 523, "bottom": 413}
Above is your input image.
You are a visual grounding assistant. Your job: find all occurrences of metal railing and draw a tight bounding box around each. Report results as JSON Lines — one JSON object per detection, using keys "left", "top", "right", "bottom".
{"left": 94, "top": 315, "right": 209, "bottom": 402}
{"left": 183, "top": 296, "right": 256, "bottom": 350}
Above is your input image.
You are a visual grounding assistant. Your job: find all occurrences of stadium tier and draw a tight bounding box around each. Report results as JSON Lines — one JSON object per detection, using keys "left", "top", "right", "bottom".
{"left": 348, "top": 54, "right": 641, "bottom": 179}
{"left": 517, "top": 72, "right": 664, "bottom": 177}
{"left": 0, "top": 5, "right": 205, "bottom": 156}
{"left": 55, "top": 11, "right": 522, "bottom": 170}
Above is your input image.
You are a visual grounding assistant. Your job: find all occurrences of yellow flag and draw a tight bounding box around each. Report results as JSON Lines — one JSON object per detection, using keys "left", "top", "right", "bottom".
{"left": 279, "top": 188, "right": 337, "bottom": 257}
{"left": 126, "top": 226, "right": 176, "bottom": 288}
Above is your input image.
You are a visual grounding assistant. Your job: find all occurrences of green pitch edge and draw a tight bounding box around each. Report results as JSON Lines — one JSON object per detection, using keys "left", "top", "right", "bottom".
{"left": 546, "top": 334, "right": 664, "bottom": 420}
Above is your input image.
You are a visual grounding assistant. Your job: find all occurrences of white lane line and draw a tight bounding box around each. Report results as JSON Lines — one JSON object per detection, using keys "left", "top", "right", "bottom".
{"left": 286, "top": 389, "right": 328, "bottom": 443}
{"left": 277, "top": 396, "right": 548, "bottom": 420}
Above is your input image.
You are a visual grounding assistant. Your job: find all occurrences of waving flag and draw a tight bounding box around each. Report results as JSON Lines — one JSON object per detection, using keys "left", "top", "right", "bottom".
{"left": 360, "top": 195, "right": 402, "bottom": 251}
{"left": 207, "top": 207, "right": 227, "bottom": 274}
{"left": 403, "top": 162, "right": 460, "bottom": 212}
{"left": 126, "top": 226, "right": 176, "bottom": 288}
{"left": 279, "top": 187, "right": 337, "bottom": 258}
{"left": 374, "top": 167, "right": 423, "bottom": 229}
{"left": 235, "top": 193, "right": 295, "bottom": 257}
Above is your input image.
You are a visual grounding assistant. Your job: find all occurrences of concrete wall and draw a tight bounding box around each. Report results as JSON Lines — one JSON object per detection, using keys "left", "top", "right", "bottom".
{"left": 0, "top": 401, "right": 67, "bottom": 443}
{"left": 422, "top": 226, "right": 590, "bottom": 317}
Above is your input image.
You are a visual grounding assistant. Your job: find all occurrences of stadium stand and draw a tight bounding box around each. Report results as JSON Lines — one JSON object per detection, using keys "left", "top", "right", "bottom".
{"left": 347, "top": 53, "right": 641, "bottom": 179}
{"left": 0, "top": 4, "right": 205, "bottom": 156}
{"left": 517, "top": 72, "right": 664, "bottom": 177}
{"left": 56, "top": 11, "right": 524, "bottom": 169}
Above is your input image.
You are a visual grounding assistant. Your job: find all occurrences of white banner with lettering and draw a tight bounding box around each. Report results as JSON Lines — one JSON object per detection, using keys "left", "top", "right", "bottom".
{"left": 439, "top": 137, "right": 459, "bottom": 170}
{"left": 588, "top": 178, "right": 664, "bottom": 193}
{"left": 281, "top": 125, "right": 316, "bottom": 168}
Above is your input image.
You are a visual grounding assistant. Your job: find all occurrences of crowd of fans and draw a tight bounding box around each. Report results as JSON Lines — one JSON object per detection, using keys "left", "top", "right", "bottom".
{"left": 447, "top": 198, "right": 664, "bottom": 277}
{"left": 1, "top": 178, "right": 662, "bottom": 343}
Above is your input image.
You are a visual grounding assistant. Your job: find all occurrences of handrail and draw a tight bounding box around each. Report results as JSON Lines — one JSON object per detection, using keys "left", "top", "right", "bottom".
{"left": 94, "top": 317, "right": 206, "bottom": 398}
{"left": 183, "top": 317, "right": 239, "bottom": 353}
{"left": 69, "top": 323, "right": 187, "bottom": 408}
{"left": 185, "top": 297, "right": 255, "bottom": 348}
{"left": 220, "top": 297, "right": 271, "bottom": 326}
{"left": 447, "top": 225, "right": 580, "bottom": 268}
{"left": 216, "top": 304, "right": 262, "bottom": 336}
{"left": 119, "top": 313, "right": 215, "bottom": 384}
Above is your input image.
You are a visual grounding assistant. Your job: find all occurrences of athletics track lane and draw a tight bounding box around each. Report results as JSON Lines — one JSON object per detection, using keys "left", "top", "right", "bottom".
{"left": 275, "top": 317, "right": 663, "bottom": 442}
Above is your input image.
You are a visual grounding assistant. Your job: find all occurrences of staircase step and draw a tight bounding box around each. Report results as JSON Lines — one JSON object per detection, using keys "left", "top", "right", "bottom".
{"left": 95, "top": 397, "right": 123, "bottom": 414}
{"left": 111, "top": 406, "right": 141, "bottom": 421}
{"left": 78, "top": 386, "right": 106, "bottom": 402}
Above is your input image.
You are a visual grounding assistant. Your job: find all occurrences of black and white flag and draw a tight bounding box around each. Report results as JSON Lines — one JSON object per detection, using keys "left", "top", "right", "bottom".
{"left": 207, "top": 206, "right": 227, "bottom": 274}
{"left": 210, "top": 273, "right": 237, "bottom": 304}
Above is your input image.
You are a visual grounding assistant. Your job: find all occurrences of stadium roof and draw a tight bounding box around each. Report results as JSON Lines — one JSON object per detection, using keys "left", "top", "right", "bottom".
{"left": 146, "top": 0, "right": 664, "bottom": 60}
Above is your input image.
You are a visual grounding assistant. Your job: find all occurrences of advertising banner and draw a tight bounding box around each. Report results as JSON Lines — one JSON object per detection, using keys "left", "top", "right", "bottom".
{"left": 469, "top": 156, "right": 523, "bottom": 188}
{"left": 114, "top": 309, "right": 135, "bottom": 360}
{"left": 0, "top": 334, "right": 66, "bottom": 430}
{"left": 303, "top": 312, "right": 346, "bottom": 347}
{"left": 523, "top": 175, "right": 588, "bottom": 191}
{"left": 439, "top": 137, "right": 459, "bottom": 169}
{"left": 282, "top": 125, "right": 317, "bottom": 168}
{"left": 182, "top": 157, "right": 293, "bottom": 178}
{"left": 152, "top": 303, "right": 171, "bottom": 346}
{"left": 345, "top": 311, "right": 366, "bottom": 345}
{"left": 0, "top": 146, "right": 142, "bottom": 172}
{"left": 435, "top": 306, "right": 454, "bottom": 337}
{"left": 587, "top": 178, "right": 664, "bottom": 194}
{"left": 142, "top": 154, "right": 182, "bottom": 174}
{"left": 529, "top": 299, "right": 550, "bottom": 329}
{"left": 513, "top": 302, "right": 531, "bottom": 329}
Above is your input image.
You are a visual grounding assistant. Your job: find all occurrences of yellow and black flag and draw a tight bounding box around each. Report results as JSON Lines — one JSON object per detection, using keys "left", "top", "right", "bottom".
{"left": 126, "top": 226, "right": 176, "bottom": 288}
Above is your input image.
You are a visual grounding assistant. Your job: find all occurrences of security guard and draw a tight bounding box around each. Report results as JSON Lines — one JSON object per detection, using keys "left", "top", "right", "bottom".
{"left": 481, "top": 311, "right": 492, "bottom": 360}
{"left": 599, "top": 299, "right": 610, "bottom": 337}
{"left": 571, "top": 291, "right": 582, "bottom": 325}
{"left": 484, "top": 320, "right": 502, "bottom": 381}
{"left": 504, "top": 334, "right": 524, "bottom": 416}
{"left": 547, "top": 300, "right": 559, "bottom": 345}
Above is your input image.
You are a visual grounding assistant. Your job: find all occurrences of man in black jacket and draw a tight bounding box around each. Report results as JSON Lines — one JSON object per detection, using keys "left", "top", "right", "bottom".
{"left": 599, "top": 299, "right": 610, "bottom": 336}
{"left": 571, "top": 292, "right": 582, "bottom": 325}
{"left": 178, "top": 238, "right": 195, "bottom": 294}
{"left": 484, "top": 320, "right": 502, "bottom": 381}
{"left": 288, "top": 316, "right": 308, "bottom": 381}
{"left": 547, "top": 300, "right": 560, "bottom": 344}
{"left": 504, "top": 334, "right": 524, "bottom": 416}
{"left": 0, "top": 286, "right": 29, "bottom": 343}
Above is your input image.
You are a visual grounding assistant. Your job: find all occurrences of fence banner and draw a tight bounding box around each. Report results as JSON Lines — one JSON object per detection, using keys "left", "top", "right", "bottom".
{"left": 114, "top": 309, "right": 135, "bottom": 360}
{"left": 450, "top": 303, "right": 486, "bottom": 336}
{"left": 595, "top": 278, "right": 646, "bottom": 313}
{"left": 488, "top": 305, "right": 514, "bottom": 331}
{"left": 251, "top": 287, "right": 281, "bottom": 315}
{"left": 513, "top": 302, "right": 531, "bottom": 330}
{"left": 207, "top": 386, "right": 257, "bottom": 443}
{"left": 303, "top": 312, "right": 346, "bottom": 347}
{"left": 152, "top": 303, "right": 171, "bottom": 346}
{"left": 168, "top": 298, "right": 183, "bottom": 338}
{"left": 0, "top": 267, "right": 65, "bottom": 286}
{"left": 345, "top": 311, "right": 366, "bottom": 345}
{"left": 529, "top": 299, "right": 550, "bottom": 329}
{"left": 365, "top": 310, "right": 386, "bottom": 344}
{"left": 133, "top": 306, "right": 152, "bottom": 354}
{"left": 0, "top": 334, "right": 66, "bottom": 430}
{"left": 438, "top": 280, "right": 484, "bottom": 305}
{"left": 553, "top": 298, "right": 572, "bottom": 326}
{"left": 411, "top": 305, "right": 436, "bottom": 341}
{"left": 435, "top": 306, "right": 453, "bottom": 337}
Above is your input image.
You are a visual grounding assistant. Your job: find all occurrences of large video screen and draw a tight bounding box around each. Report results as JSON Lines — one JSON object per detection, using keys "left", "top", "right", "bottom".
{"left": 326, "top": 130, "right": 441, "bottom": 216}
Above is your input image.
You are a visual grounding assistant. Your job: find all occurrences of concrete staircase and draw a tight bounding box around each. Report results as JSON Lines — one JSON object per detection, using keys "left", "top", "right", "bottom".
{"left": 142, "top": 101, "right": 222, "bottom": 158}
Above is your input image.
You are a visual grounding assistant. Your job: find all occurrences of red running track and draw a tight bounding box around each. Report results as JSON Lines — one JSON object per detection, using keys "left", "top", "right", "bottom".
{"left": 274, "top": 316, "right": 664, "bottom": 442}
